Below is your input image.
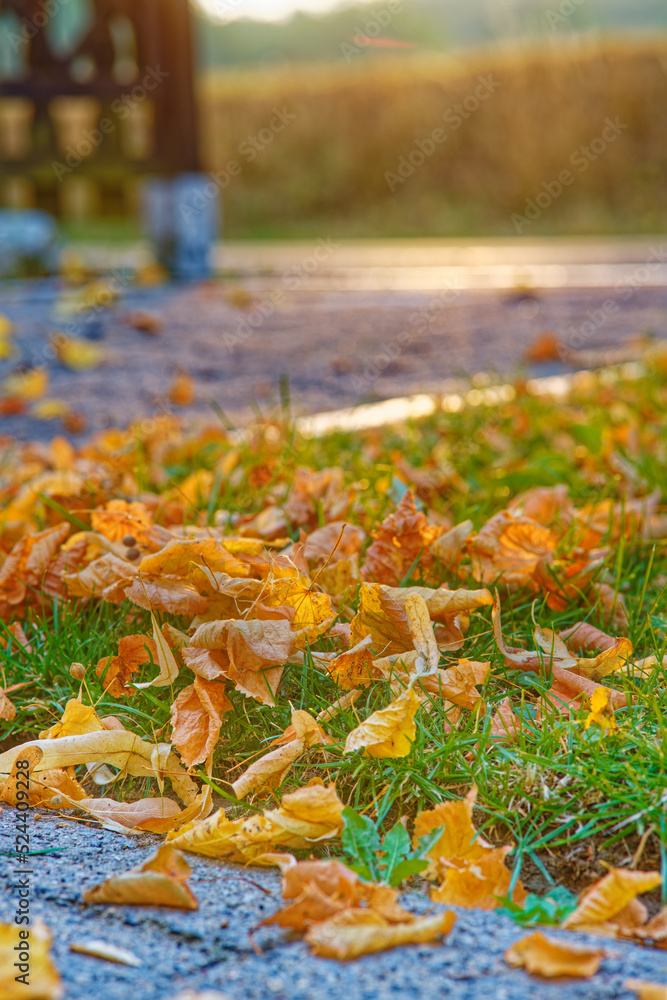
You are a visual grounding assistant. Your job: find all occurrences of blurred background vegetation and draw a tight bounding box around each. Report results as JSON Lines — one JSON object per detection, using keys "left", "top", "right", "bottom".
{"left": 2, "top": 0, "right": 667, "bottom": 240}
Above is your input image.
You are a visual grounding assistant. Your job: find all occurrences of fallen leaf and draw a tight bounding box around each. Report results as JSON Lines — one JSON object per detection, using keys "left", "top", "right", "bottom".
{"left": 0, "top": 919, "right": 62, "bottom": 999}
{"left": 505, "top": 931, "right": 606, "bottom": 978}
{"left": 305, "top": 908, "right": 456, "bottom": 959}
{"left": 625, "top": 980, "right": 667, "bottom": 1000}
{"left": 171, "top": 677, "right": 232, "bottom": 767}
{"left": 232, "top": 710, "right": 330, "bottom": 799}
{"left": 69, "top": 940, "right": 142, "bottom": 966}
{"left": 563, "top": 869, "right": 662, "bottom": 934}
{"left": 361, "top": 490, "right": 441, "bottom": 586}
{"left": 167, "top": 783, "right": 344, "bottom": 861}
{"left": 431, "top": 851, "right": 525, "bottom": 910}
{"left": 83, "top": 844, "right": 198, "bottom": 909}
{"left": 344, "top": 688, "right": 420, "bottom": 758}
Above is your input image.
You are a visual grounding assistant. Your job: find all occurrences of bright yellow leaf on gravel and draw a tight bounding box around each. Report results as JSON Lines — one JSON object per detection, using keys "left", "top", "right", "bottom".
{"left": 504, "top": 931, "right": 606, "bottom": 979}
{"left": 1, "top": 367, "right": 48, "bottom": 400}
{"left": 344, "top": 687, "right": 420, "bottom": 758}
{"left": 625, "top": 980, "right": 667, "bottom": 1000}
{"left": 563, "top": 869, "right": 663, "bottom": 934}
{"left": 31, "top": 398, "right": 71, "bottom": 420}
{"left": 0, "top": 919, "right": 62, "bottom": 999}
{"left": 50, "top": 334, "right": 105, "bottom": 370}
{"left": 83, "top": 845, "right": 198, "bottom": 909}
{"left": 305, "top": 909, "right": 456, "bottom": 960}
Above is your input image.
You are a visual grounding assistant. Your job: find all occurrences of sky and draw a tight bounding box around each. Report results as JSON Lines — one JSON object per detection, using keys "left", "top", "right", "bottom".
{"left": 195, "top": 0, "right": 371, "bottom": 24}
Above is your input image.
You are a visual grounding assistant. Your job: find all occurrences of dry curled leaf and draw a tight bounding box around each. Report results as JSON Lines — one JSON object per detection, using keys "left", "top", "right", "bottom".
{"left": 171, "top": 676, "right": 232, "bottom": 768}
{"left": 625, "top": 980, "right": 667, "bottom": 1000}
{"left": 305, "top": 908, "right": 456, "bottom": 960}
{"left": 167, "top": 783, "right": 344, "bottom": 861}
{"left": 83, "top": 844, "right": 198, "bottom": 909}
{"left": 563, "top": 869, "right": 663, "bottom": 935}
{"left": 504, "top": 931, "right": 606, "bottom": 978}
{"left": 232, "top": 710, "right": 330, "bottom": 799}
{"left": 344, "top": 688, "right": 421, "bottom": 758}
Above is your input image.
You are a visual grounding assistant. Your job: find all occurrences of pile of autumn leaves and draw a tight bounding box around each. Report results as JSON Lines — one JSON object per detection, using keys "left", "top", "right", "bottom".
{"left": 0, "top": 426, "right": 666, "bottom": 987}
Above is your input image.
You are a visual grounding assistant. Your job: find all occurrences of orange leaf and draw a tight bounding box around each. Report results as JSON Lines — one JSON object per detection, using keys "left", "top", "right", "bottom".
{"left": 170, "top": 677, "right": 232, "bottom": 768}
{"left": 505, "top": 931, "right": 606, "bottom": 978}
{"left": 563, "top": 869, "right": 662, "bottom": 933}
{"left": 83, "top": 844, "right": 198, "bottom": 909}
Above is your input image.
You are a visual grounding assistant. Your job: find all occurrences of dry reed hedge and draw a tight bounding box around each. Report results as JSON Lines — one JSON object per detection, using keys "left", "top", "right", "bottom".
{"left": 199, "top": 37, "right": 667, "bottom": 238}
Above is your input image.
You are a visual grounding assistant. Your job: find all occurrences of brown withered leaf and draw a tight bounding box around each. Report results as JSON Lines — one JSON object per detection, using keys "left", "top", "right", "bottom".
{"left": 361, "top": 491, "right": 441, "bottom": 586}
{"left": 171, "top": 677, "right": 232, "bottom": 768}
{"left": 134, "top": 615, "right": 181, "bottom": 689}
{"left": 83, "top": 844, "right": 198, "bottom": 909}
{"left": 417, "top": 659, "right": 489, "bottom": 709}
{"left": 0, "top": 687, "right": 16, "bottom": 721}
{"left": 167, "top": 783, "right": 344, "bottom": 861}
{"left": 558, "top": 621, "right": 616, "bottom": 653}
{"left": 96, "top": 633, "right": 157, "bottom": 697}
{"left": 0, "top": 919, "right": 63, "bottom": 999}
{"left": 124, "top": 575, "right": 209, "bottom": 616}
{"left": 505, "top": 931, "right": 606, "bottom": 979}
{"left": 344, "top": 688, "right": 421, "bottom": 758}
{"left": 63, "top": 552, "right": 137, "bottom": 603}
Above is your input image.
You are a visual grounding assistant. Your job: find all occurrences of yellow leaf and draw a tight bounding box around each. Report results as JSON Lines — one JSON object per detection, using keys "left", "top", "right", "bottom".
{"left": 405, "top": 592, "right": 439, "bottom": 676}
{"left": 625, "top": 980, "right": 667, "bottom": 1000}
{"left": 50, "top": 334, "right": 105, "bottom": 370}
{"left": 231, "top": 710, "right": 329, "bottom": 799}
{"left": 31, "top": 398, "right": 71, "bottom": 420}
{"left": 430, "top": 851, "right": 525, "bottom": 910}
{"left": 305, "top": 909, "right": 456, "bottom": 960}
{"left": 133, "top": 614, "right": 180, "bottom": 689}
{"left": 167, "top": 783, "right": 344, "bottom": 861}
{"left": 414, "top": 787, "right": 492, "bottom": 865}
{"left": 563, "top": 869, "right": 663, "bottom": 932}
{"left": 83, "top": 844, "right": 198, "bottom": 909}
{"left": 1, "top": 367, "right": 48, "bottom": 400}
{"left": 0, "top": 920, "right": 62, "bottom": 999}
{"left": 0, "top": 730, "right": 197, "bottom": 804}
{"left": 504, "top": 931, "right": 606, "bottom": 979}
{"left": 344, "top": 688, "right": 420, "bottom": 758}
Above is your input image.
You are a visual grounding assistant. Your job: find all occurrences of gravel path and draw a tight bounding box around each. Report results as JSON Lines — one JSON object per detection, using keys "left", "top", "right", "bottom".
{"left": 1, "top": 277, "right": 667, "bottom": 443}
{"left": 1, "top": 807, "right": 666, "bottom": 999}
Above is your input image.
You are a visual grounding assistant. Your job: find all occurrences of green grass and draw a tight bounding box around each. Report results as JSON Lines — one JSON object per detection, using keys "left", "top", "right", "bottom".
{"left": 2, "top": 359, "right": 667, "bottom": 895}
